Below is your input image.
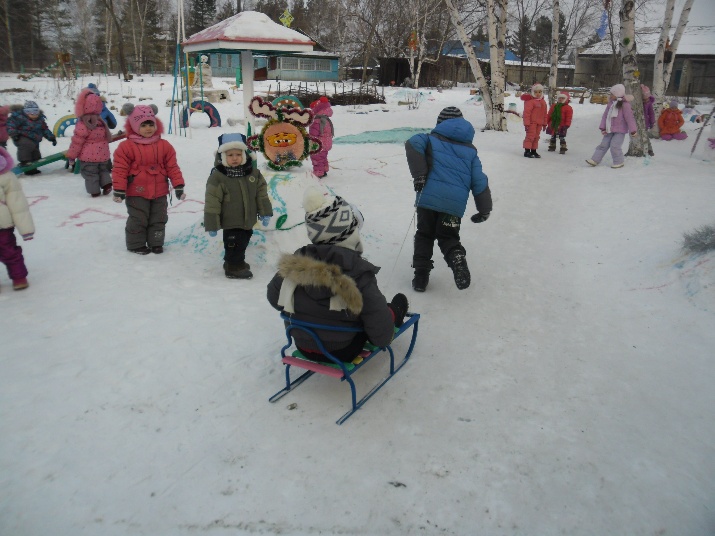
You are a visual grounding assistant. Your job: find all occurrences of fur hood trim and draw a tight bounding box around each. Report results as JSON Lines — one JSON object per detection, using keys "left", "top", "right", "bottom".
{"left": 277, "top": 253, "right": 363, "bottom": 314}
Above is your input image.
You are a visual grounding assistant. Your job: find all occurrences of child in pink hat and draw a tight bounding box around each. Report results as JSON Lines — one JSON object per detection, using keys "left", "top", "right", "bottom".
{"left": 111, "top": 103, "right": 186, "bottom": 254}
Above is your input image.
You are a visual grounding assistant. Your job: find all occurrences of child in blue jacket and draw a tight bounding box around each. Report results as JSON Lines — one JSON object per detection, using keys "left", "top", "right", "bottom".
{"left": 405, "top": 106, "right": 492, "bottom": 292}
{"left": 6, "top": 101, "right": 57, "bottom": 175}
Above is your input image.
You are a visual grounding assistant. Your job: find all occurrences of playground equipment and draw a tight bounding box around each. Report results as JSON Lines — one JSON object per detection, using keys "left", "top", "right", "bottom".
{"left": 19, "top": 53, "right": 75, "bottom": 81}
{"left": 53, "top": 115, "right": 78, "bottom": 137}
{"left": 180, "top": 100, "right": 221, "bottom": 128}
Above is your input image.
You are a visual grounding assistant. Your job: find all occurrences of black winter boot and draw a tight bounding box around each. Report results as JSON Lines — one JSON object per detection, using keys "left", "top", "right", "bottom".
{"left": 548, "top": 138, "right": 556, "bottom": 152}
{"left": 225, "top": 262, "right": 253, "bottom": 279}
{"left": 524, "top": 149, "right": 534, "bottom": 158}
{"left": 531, "top": 149, "right": 541, "bottom": 158}
{"left": 559, "top": 139, "right": 568, "bottom": 154}
{"left": 447, "top": 249, "right": 471, "bottom": 290}
{"left": 389, "top": 293, "right": 409, "bottom": 327}
{"left": 412, "top": 271, "right": 430, "bottom": 292}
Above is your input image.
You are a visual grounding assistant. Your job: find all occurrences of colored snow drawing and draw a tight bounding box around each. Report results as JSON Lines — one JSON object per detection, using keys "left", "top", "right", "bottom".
{"left": 59, "top": 208, "right": 125, "bottom": 227}
{"left": 333, "top": 127, "right": 429, "bottom": 144}
{"left": 168, "top": 199, "right": 204, "bottom": 214}
{"left": 27, "top": 195, "right": 49, "bottom": 207}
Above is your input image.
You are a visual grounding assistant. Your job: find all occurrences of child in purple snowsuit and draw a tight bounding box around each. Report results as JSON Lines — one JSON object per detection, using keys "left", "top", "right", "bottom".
{"left": 586, "top": 84, "right": 637, "bottom": 169}
{"left": 0, "top": 146, "right": 35, "bottom": 291}
{"left": 641, "top": 85, "right": 656, "bottom": 130}
{"left": 308, "top": 96, "right": 334, "bottom": 178}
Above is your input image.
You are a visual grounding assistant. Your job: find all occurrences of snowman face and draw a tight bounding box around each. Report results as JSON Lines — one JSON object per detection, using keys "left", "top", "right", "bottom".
{"left": 262, "top": 122, "right": 305, "bottom": 165}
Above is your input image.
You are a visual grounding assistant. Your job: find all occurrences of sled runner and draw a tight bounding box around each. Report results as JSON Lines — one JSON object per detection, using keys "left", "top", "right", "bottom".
{"left": 269, "top": 312, "right": 420, "bottom": 424}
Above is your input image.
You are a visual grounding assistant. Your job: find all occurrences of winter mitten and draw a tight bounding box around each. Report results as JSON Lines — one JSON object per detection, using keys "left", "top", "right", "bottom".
{"left": 260, "top": 216, "right": 271, "bottom": 226}
{"left": 174, "top": 187, "right": 186, "bottom": 201}
{"left": 113, "top": 190, "right": 125, "bottom": 203}
{"left": 208, "top": 231, "right": 217, "bottom": 237}
{"left": 471, "top": 212, "right": 490, "bottom": 223}
{"left": 67, "top": 159, "right": 75, "bottom": 170}
{"left": 388, "top": 293, "right": 409, "bottom": 327}
{"left": 413, "top": 175, "right": 427, "bottom": 192}
{"left": 52, "top": 139, "right": 57, "bottom": 146}
{"left": 21, "top": 233, "right": 34, "bottom": 241}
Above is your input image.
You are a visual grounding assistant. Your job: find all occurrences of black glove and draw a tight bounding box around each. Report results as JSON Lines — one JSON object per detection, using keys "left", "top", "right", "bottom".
{"left": 414, "top": 175, "right": 427, "bottom": 192}
{"left": 114, "top": 190, "right": 126, "bottom": 201}
{"left": 52, "top": 139, "right": 57, "bottom": 146}
{"left": 175, "top": 187, "right": 186, "bottom": 200}
{"left": 388, "top": 293, "right": 409, "bottom": 328}
{"left": 471, "top": 212, "right": 490, "bottom": 223}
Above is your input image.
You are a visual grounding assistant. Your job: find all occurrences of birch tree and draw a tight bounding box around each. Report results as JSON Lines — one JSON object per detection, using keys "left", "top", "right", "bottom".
{"left": 547, "top": 0, "right": 559, "bottom": 104}
{"left": 445, "top": 0, "right": 508, "bottom": 130}
{"left": 651, "top": 0, "right": 694, "bottom": 105}
{"left": 619, "top": 0, "right": 652, "bottom": 157}
{"left": 406, "top": 0, "right": 451, "bottom": 88}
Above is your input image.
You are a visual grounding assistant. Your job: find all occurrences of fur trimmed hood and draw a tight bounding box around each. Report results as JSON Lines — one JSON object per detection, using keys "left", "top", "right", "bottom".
{"left": 277, "top": 252, "right": 363, "bottom": 315}
{"left": 75, "top": 88, "right": 103, "bottom": 117}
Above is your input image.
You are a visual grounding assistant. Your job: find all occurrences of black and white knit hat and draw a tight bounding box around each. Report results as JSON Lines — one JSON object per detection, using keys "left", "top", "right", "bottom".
{"left": 303, "top": 187, "right": 363, "bottom": 253}
{"left": 437, "top": 106, "right": 463, "bottom": 124}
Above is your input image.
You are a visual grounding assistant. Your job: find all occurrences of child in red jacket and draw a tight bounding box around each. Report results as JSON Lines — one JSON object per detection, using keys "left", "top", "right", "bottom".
{"left": 521, "top": 83, "right": 548, "bottom": 158}
{"left": 546, "top": 91, "right": 573, "bottom": 154}
{"left": 112, "top": 104, "right": 186, "bottom": 255}
{"left": 66, "top": 88, "right": 113, "bottom": 197}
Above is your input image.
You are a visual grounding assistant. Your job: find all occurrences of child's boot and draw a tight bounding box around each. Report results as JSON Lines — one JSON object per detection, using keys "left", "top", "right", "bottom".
{"left": 13, "top": 278, "right": 29, "bottom": 290}
{"left": 531, "top": 149, "right": 541, "bottom": 158}
{"left": 225, "top": 262, "right": 253, "bottom": 279}
{"left": 559, "top": 139, "right": 567, "bottom": 154}
{"left": 548, "top": 138, "right": 556, "bottom": 152}
{"left": 102, "top": 184, "right": 113, "bottom": 195}
{"left": 447, "top": 249, "right": 471, "bottom": 290}
{"left": 412, "top": 270, "right": 430, "bottom": 292}
{"left": 524, "top": 149, "right": 533, "bottom": 158}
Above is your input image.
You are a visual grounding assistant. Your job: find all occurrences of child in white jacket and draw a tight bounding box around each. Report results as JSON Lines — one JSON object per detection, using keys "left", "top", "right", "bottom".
{"left": 0, "top": 146, "right": 35, "bottom": 290}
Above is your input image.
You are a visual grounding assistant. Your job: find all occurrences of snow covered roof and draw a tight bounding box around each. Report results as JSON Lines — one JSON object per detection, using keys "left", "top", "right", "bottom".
{"left": 183, "top": 11, "right": 315, "bottom": 54}
{"left": 442, "top": 40, "right": 521, "bottom": 62}
{"left": 580, "top": 25, "right": 715, "bottom": 56}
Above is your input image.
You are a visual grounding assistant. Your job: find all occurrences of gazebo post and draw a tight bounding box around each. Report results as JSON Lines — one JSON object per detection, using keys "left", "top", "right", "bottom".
{"left": 241, "top": 50, "right": 254, "bottom": 136}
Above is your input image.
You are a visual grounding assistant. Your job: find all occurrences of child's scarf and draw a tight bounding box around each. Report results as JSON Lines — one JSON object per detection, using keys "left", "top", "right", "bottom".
{"left": 605, "top": 99, "right": 621, "bottom": 133}
{"left": 550, "top": 103, "right": 563, "bottom": 131}
{"left": 128, "top": 131, "right": 161, "bottom": 145}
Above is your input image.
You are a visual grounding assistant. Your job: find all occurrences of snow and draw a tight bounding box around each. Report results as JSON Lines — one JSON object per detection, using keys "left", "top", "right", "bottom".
{"left": 1, "top": 73, "right": 714, "bottom": 536}
{"left": 581, "top": 24, "right": 715, "bottom": 56}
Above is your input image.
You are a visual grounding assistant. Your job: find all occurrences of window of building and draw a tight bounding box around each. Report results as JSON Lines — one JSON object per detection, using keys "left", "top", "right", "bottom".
{"left": 281, "top": 57, "right": 299, "bottom": 70}
{"left": 299, "top": 59, "right": 316, "bottom": 70}
{"left": 316, "top": 59, "right": 331, "bottom": 71}
{"left": 217, "top": 54, "right": 222, "bottom": 68}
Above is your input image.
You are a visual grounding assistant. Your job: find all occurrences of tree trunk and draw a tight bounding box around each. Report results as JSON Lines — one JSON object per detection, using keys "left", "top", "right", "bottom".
{"left": 660, "top": 0, "right": 694, "bottom": 96}
{"left": 99, "top": 0, "right": 130, "bottom": 79}
{"left": 651, "top": 0, "right": 675, "bottom": 105}
{"left": 486, "top": 0, "right": 507, "bottom": 131}
{"left": 2, "top": 0, "right": 15, "bottom": 71}
{"left": 444, "top": 0, "right": 502, "bottom": 130}
{"left": 619, "top": 0, "right": 652, "bottom": 157}
{"left": 548, "top": 0, "right": 559, "bottom": 104}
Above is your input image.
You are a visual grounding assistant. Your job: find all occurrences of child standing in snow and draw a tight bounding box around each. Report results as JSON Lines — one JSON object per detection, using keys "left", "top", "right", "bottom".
{"left": 0, "top": 147, "right": 35, "bottom": 291}
{"left": 546, "top": 91, "right": 573, "bottom": 154}
{"left": 204, "top": 133, "right": 273, "bottom": 280}
{"left": 405, "top": 106, "right": 492, "bottom": 292}
{"left": 66, "top": 88, "right": 113, "bottom": 197}
{"left": 0, "top": 106, "right": 9, "bottom": 148}
{"left": 111, "top": 104, "right": 186, "bottom": 255}
{"left": 586, "top": 84, "right": 637, "bottom": 169}
{"left": 267, "top": 187, "right": 408, "bottom": 363}
{"left": 658, "top": 100, "right": 688, "bottom": 140}
{"left": 308, "top": 96, "right": 334, "bottom": 178}
{"left": 521, "top": 83, "right": 548, "bottom": 158}
{"left": 6, "top": 101, "right": 57, "bottom": 175}
{"left": 641, "top": 85, "right": 656, "bottom": 130}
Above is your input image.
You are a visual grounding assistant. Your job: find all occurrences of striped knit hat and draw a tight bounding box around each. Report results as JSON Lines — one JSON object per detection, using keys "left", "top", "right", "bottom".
{"left": 437, "top": 106, "right": 463, "bottom": 124}
{"left": 303, "top": 187, "right": 363, "bottom": 253}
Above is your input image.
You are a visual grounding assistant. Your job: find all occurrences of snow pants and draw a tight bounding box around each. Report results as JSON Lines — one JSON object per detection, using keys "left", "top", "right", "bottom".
{"left": 591, "top": 132, "right": 626, "bottom": 166}
{"left": 0, "top": 228, "right": 28, "bottom": 281}
{"left": 80, "top": 160, "right": 113, "bottom": 195}
{"left": 523, "top": 123, "right": 543, "bottom": 150}
{"left": 310, "top": 150, "right": 329, "bottom": 177}
{"left": 14, "top": 136, "right": 41, "bottom": 164}
{"left": 413, "top": 207, "right": 463, "bottom": 274}
{"left": 223, "top": 228, "right": 253, "bottom": 265}
{"left": 661, "top": 132, "right": 688, "bottom": 140}
{"left": 125, "top": 195, "right": 168, "bottom": 250}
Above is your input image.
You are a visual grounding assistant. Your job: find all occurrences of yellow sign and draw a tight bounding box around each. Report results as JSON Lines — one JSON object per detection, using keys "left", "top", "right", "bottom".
{"left": 280, "top": 10, "right": 294, "bottom": 27}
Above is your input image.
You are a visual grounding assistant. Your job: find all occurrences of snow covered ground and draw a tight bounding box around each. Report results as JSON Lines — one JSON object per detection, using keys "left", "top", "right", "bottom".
{"left": 1, "top": 72, "right": 714, "bottom": 536}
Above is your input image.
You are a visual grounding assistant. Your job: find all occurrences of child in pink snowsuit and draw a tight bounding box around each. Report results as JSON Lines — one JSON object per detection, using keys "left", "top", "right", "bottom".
{"left": 66, "top": 88, "right": 113, "bottom": 197}
{"left": 308, "top": 96, "right": 334, "bottom": 178}
{"left": 521, "top": 83, "right": 548, "bottom": 158}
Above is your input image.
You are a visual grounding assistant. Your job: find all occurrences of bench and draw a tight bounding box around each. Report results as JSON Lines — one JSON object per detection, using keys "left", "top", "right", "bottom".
{"left": 269, "top": 312, "right": 420, "bottom": 424}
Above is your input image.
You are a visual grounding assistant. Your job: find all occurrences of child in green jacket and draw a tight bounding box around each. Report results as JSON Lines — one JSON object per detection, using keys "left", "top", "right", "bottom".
{"left": 204, "top": 133, "right": 273, "bottom": 279}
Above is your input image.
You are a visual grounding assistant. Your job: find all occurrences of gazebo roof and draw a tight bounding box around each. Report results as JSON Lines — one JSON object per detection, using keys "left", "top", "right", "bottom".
{"left": 183, "top": 11, "right": 315, "bottom": 54}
